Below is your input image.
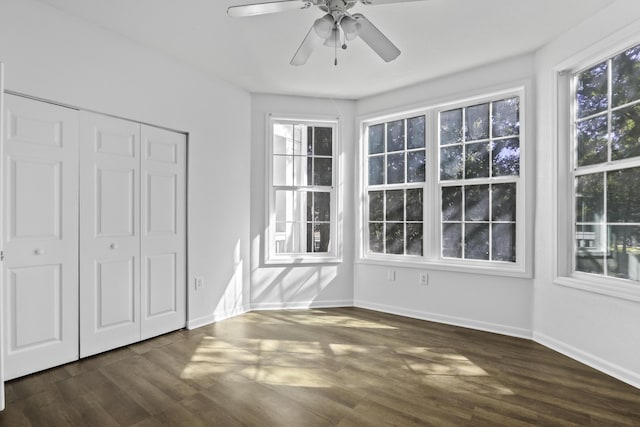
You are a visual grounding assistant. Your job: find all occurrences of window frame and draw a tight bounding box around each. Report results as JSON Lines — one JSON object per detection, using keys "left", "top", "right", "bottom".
{"left": 357, "top": 87, "right": 531, "bottom": 278}
{"left": 555, "top": 33, "right": 640, "bottom": 302}
{"left": 265, "top": 114, "right": 342, "bottom": 265}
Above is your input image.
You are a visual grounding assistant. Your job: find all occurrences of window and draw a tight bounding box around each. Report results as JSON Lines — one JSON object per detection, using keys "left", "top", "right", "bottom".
{"left": 266, "top": 116, "right": 340, "bottom": 263}
{"left": 439, "top": 98, "right": 520, "bottom": 262}
{"left": 367, "top": 116, "right": 426, "bottom": 256}
{"left": 571, "top": 42, "right": 640, "bottom": 282}
{"left": 361, "top": 89, "right": 527, "bottom": 275}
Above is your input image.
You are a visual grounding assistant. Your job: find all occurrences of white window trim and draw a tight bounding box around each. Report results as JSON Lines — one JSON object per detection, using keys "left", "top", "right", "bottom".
{"left": 553, "top": 23, "right": 640, "bottom": 302}
{"left": 356, "top": 86, "right": 533, "bottom": 278}
{"left": 264, "top": 113, "right": 342, "bottom": 265}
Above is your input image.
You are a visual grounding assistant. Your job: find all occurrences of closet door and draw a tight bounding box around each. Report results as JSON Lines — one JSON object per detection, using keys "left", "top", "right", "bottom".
{"left": 2, "top": 94, "right": 79, "bottom": 379}
{"left": 79, "top": 112, "right": 140, "bottom": 358}
{"left": 140, "top": 125, "right": 186, "bottom": 340}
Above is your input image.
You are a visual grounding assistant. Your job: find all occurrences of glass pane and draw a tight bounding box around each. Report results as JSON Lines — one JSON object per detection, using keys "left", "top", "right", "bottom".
{"left": 369, "top": 191, "right": 384, "bottom": 222}
{"left": 387, "top": 120, "right": 405, "bottom": 152}
{"left": 369, "top": 223, "right": 384, "bottom": 253}
{"left": 611, "top": 104, "right": 640, "bottom": 161}
{"left": 492, "top": 223, "right": 516, "bottom": 262}
{"left": 465, "top": 223, "right": 490, "bottom": 260}
{"left": 576, "top": 225, "right": 605, "bottom": 274}
{"left": 576, "top": 62, "right": 608, "bottom": 119}
{"left": 607, "top": 167, "right": 640, "bottom": 223}
{"left": 387, "top": 152, "right": 405, "bottom": 184}
{"left": 292, "top": 124, "right": 306, "bottom": 156}
{"left": 275, "top": 190, "right": 292, "bottom": 223}
{"left": 492, "top": 138, "right": 520, "bottom": 176}
{"left": 440, "top": 145, "right": 463, "bottom": 180}
{"left": 313, "top": 192, "right": 330, "bottom": 221}
{"left": 368, "top": 124, "right": 384, "bottom": 154}
{"left": 307, "top": 127, "right": 313, "bottom": 155}
{"left": 576, "top": 173, "right": 603, "bottom": 223}
{"left": 441, "top": 186, "right": 462, "bottom": 221}
{"left": 368, "top": 156, "right": 384, "bottom": 186}
{"left": 406, "top": 223, "right": 423, "bottom": 256}
{"left": 440, "top": 109, "right": 463, "bottom": 145}
{"left": 492, "top": 97, "right": 520, "bottom": 137}
{"left": 306, "top": 156, "right": 313, "bottom": 186}
{"left": 280, "top": 222, "right": 302, "bottom": 253}
{"left": 273, "top": 124, "right": 293, "bottom": 155}
{"left": 442, "top": 223, "right": 462, "bottom": 258}
{"left": 465, "top": 185, "right": 490, "bottom": 221}
{"left": 407, "top": 150, "right": 425, "bottom": 183}
{"left": 465, "top": 142, "right": 490, "bottom": 179}
{"left": 576, "top": 115, "right": 608, "bottom": 166}
{"left": 386, "top": 190, "right": 404, "bottom": 222}
{"left": 291, "top": 156, "right": 310, "bottom": 186}
{"left": 406, "top": 188, "right": 423, "bottom": 221}
{"left": 314, "top": 127, "right": 332, "bottom": 156}
{"left": 607, "top": 225, "right": 640, "bottom": 280}
{"left": 466, "top": 103, "right": 490, "bottom": 141}
{"left": 492, "top": 183, "right": 516, "bottom": 222}
{"left": 612, "top": 44, "right": 640, "bottom": 107}
{"left": 307, "top": 223, "right": 331, "bottom": 253}
{"left": 407, "top": 116, "right": 426, "bottom": 149}
{"left": 313, "top": 157, "right": 332, "bottom": 186}
{"left": 273, "top": 155, "right": 290, "bottom": 186}
{"left": 385, "top": 223, "right": 404, "bottom": 255}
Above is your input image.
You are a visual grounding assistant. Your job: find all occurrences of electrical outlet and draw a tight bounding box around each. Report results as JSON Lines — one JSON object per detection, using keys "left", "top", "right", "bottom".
{"left": 195, "top": 276, "right": 204, "bottom": 291}
{"left": 419, "top": 272, "right": 429, "bottom": 286}
{"left": 387, "top": 270, "right": 396, "bottom": 281}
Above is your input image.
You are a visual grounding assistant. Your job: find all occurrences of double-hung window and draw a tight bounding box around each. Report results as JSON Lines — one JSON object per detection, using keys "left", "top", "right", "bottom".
{"left": 571, "top": 42, "right": 640, "bottom": 283}
{"left": 361, "top": 89, "right": 528, "bottom": 275}
{"left": 266, "top": 116, "right": 340, "bottom": 263}
{"left": 367, "top": 116, "right": 426, "bottom": 256}
{"left": 439, "top": 98, "right": 520, "bottom": 262}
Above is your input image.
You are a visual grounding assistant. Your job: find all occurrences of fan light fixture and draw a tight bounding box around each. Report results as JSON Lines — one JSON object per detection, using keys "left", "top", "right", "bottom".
{"left": 228, "top": 0, "right": 407, "bottom": 66}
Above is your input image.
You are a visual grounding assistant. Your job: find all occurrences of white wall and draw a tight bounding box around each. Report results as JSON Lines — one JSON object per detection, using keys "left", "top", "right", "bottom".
{"left": 250, "top": 94, "right": 356, "bottom": 309}
{"left": 353, "top": 54, "right": 536, "bottom": 338}
{"left": 0, "top": 0, "right": 252, "bottom": 329}
{"left": 534, "top": 0, "right": 640, "bottom": 388}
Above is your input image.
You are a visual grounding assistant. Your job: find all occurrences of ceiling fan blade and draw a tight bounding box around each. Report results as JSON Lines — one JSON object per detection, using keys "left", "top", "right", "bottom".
{"left": 290, "top": 23, "right": 325, "bottom": 66}
{"left": 359, "top": 0, "right": 430, "bottom": 4}
{"left": 352, "top": 13, "right": 401, "bottom": 62}
{"left": 227, "top": 0, "right": 312, "bottom": 18}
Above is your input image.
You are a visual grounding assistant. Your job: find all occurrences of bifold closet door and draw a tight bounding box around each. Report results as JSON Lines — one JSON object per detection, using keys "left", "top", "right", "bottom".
{"left": 2, "top": 94, "right": 79, "bottom": 379}
{"left": 140, "top": 125, "right": 186, "bottom": 340}
{"left": 79, "top": 112, "right": 141, "bottom": 358}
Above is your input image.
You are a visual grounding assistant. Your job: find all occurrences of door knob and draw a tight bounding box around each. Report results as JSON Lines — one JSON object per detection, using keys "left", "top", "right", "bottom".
{"left": 110, "top": 243, "right": 118, "bottom": 250}
{"left": 34, "top": 248, "right": 44, "bottom": 255}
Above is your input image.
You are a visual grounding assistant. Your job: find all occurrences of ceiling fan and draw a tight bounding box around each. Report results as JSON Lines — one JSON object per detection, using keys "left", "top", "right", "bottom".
{"left": 227, "top": 0, "right": 421, "bottom": 66}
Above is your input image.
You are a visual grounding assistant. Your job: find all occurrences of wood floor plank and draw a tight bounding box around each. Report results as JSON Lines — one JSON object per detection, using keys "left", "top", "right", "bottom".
{"left": 0, "top": 307, "right": 638, "bottom": 426}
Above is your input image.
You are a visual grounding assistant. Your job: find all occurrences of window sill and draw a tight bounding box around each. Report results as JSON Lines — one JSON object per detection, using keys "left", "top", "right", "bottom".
{"left": 554, "top": 275, "right": 640, "bottom": 302}
{"left": 357, "top": 255, "right": 532, "bottom": 279}
{"left": 265, "top": 254, "right": 342, "bottom": 266}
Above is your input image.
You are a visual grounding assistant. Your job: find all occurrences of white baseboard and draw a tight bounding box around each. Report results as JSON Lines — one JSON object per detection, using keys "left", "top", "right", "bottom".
{"left": 354, "top": 299, "right": 532, "bottom": 339}
{"left": 251, "top": 299, "right": 353, "bottom": 311}
{"left": 187, "top": 305, "right": 250, "bottom": 330}
{"left": 533, "top": 332, "right": 640, "bottom": 390}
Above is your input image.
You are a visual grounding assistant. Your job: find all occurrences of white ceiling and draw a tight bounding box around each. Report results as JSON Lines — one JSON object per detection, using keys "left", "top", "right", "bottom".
{"left": 36, "top": 0, "right": 614, "bottom": 99}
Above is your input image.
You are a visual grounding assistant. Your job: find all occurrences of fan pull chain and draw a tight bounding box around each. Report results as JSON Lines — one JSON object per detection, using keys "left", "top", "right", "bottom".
{"left": 334, "top": 26, "right": 338, "bottom": 66}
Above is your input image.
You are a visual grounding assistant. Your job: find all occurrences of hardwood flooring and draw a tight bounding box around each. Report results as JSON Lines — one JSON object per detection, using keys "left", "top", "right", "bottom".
{"left": 1, "top": 308, "right": 639, "bottom": 426}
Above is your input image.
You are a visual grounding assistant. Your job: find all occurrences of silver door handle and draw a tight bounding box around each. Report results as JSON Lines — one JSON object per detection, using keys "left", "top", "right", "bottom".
{"left": 34, "top": 248, "right": 44, "bottom": 255}
{"left": 110, "top": 243, "right": 118, "bottom": 250}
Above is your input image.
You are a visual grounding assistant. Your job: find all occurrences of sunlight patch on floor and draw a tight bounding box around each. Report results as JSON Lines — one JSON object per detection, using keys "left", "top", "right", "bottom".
{"left": 285, "top": 314, "right": 398, "bottom": 329}
{"left": 239, "top": 366, "right": 331, "bottom": 388}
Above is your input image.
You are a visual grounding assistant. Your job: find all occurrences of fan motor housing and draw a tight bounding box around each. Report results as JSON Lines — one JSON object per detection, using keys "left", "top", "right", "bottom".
{"left": 318, "top": 0, "right": 357, "bottom": 13}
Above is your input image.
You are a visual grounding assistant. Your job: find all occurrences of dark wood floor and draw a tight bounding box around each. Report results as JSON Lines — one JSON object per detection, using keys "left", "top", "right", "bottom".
{"left": 1, "top": 308, "right": 639, "bottom": 426}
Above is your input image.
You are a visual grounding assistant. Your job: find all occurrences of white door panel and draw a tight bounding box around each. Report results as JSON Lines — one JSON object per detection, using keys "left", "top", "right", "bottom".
{"left": 80, "top": 112, "right": 140, "bottom": 358}
{"left": 140, "top": 125, "right": 186, "bottom": 340}
{"left": 3, "top": 94, "right": 79, "bottom": 380}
